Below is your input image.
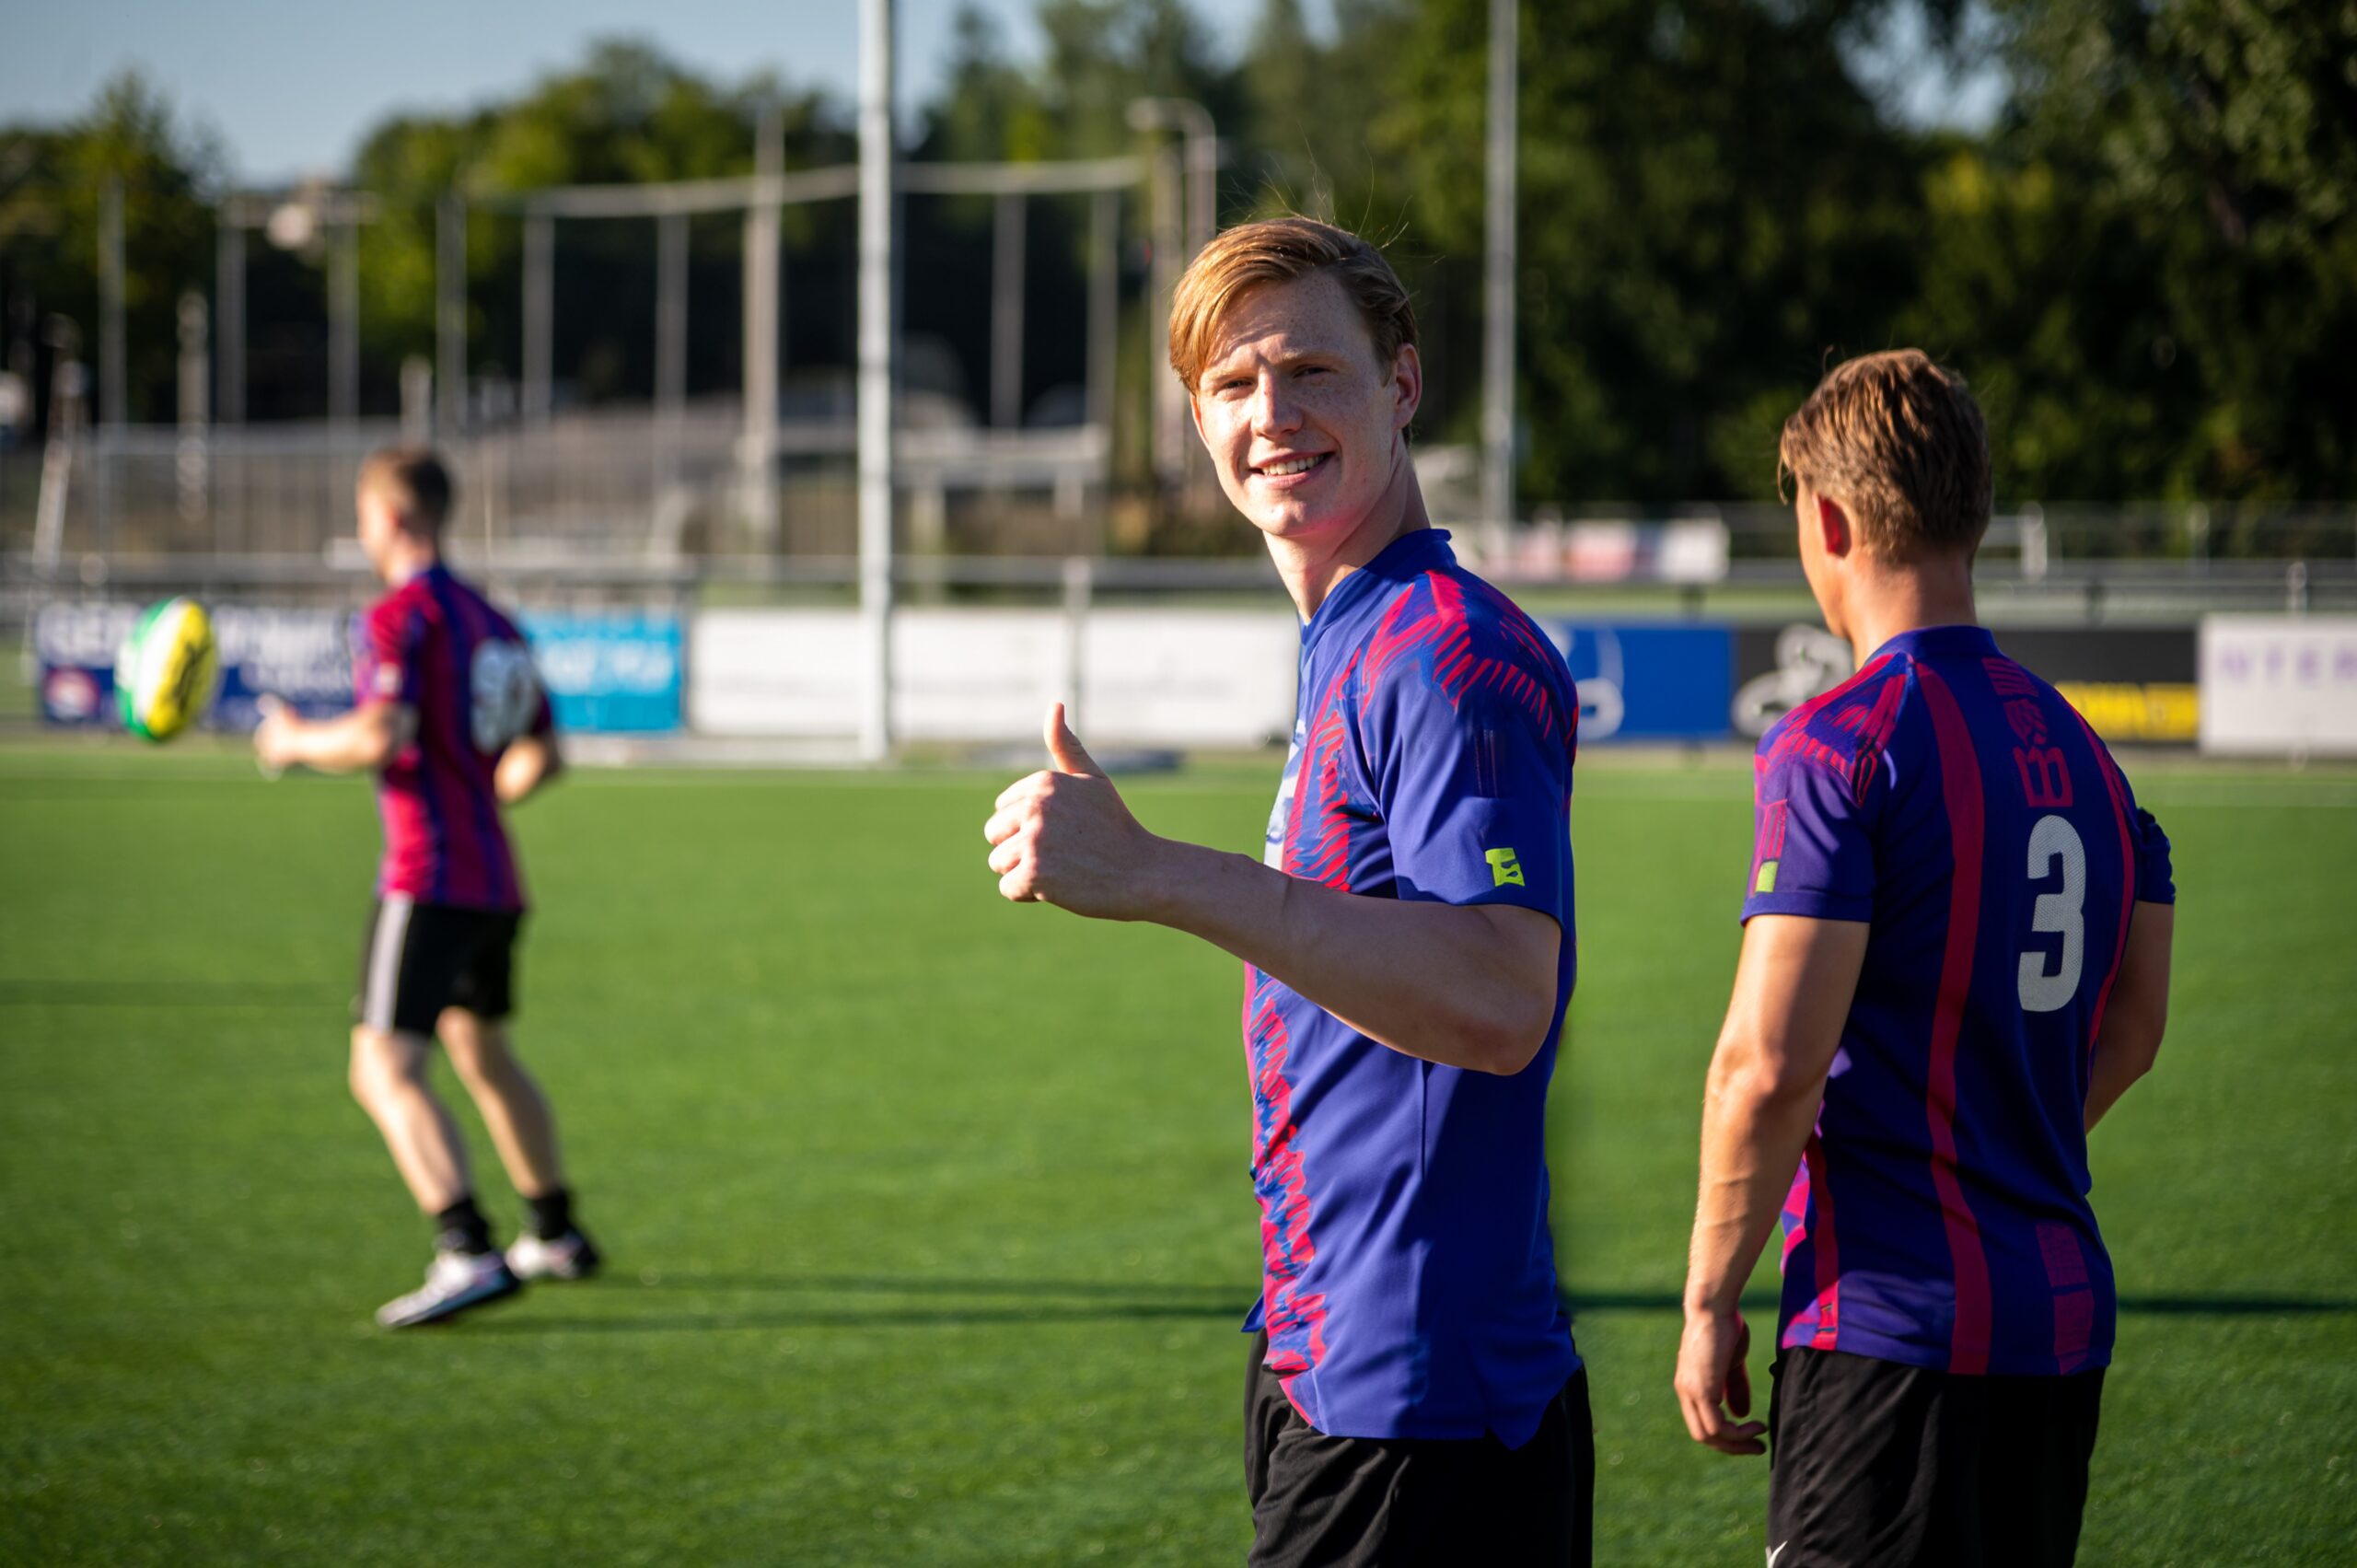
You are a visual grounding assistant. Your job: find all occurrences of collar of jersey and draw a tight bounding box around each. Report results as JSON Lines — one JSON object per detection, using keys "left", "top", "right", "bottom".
{"left": 1865, "top": 622, "right": 1999, "bottom": 664}
{"left": 1300, "top": 527, "right": 1456, "bottom": 658}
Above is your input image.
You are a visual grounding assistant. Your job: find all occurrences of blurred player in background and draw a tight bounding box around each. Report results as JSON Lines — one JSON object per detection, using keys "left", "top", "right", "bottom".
{"left": 1674, "top": 352, "right": 2176, "bottom": 1566}
{"left": 256, "top": 447, "right": 599, "bottom": 1328}
{"left": 986, "top": 219, "right": 1591, "bottom": 1565}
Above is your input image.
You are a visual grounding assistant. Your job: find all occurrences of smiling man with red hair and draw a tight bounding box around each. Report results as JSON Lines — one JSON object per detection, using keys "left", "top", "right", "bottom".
{"left": 985, "top": 218, "right": 1592, "bottom": 1565}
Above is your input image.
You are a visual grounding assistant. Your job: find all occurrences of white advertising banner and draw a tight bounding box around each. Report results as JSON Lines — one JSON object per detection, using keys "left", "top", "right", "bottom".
{"left": 2198, "top": 615, "right": 2357, "bottom": 756}
{"left": 690, "top": 607, "right": 1300, "bottom": 747}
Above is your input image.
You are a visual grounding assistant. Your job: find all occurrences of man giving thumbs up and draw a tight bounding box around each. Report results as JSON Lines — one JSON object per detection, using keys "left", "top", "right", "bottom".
{"left": 984, "top": 218, "right": 1591, "bottom": 1568}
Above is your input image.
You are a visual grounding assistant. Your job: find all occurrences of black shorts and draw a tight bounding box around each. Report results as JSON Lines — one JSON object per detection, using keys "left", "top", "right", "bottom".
{"left": 1244, "top": 1330, "right": 1594, "bottom": 1568}
{"left": 356, "top": 897, "right": 522, "bottom": 1036}
{"left": 1768, "top": 1346, "right": 2106, "bottom": 1568}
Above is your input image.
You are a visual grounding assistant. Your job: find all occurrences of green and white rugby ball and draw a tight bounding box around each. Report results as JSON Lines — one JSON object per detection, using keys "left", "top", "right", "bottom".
{"left": 115, "top": 596, "right": 222, "bottom": 742}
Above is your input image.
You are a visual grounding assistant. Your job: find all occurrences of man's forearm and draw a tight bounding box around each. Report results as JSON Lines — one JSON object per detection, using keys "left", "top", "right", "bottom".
{"left": 286, "top": 708, "right": 400, "bottom": 773}
{"left": 1685, "top": 1072, "right": 1823, "bottom": 1314}
{"left": 1137, "top": 837, "right": 1558, "bottom": 1074}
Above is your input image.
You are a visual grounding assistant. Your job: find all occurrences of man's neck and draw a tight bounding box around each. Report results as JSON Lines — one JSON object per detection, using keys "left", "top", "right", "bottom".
{"left": 382, "top": 541, "right": 441, "bottom": 589}
{"left": 1266, "top": 444, "right": 1430, "bottom": 621}
{"left": 1842, "top": 553, "right": 1979, "bottom": 667}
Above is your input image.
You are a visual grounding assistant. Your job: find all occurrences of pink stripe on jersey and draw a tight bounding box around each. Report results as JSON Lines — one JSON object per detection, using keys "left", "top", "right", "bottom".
{"left": 1802, "top": 1134, "right": 1841, "bottom": 1350}
{"left": 2069, "top": 706, "right": 2140, "bottom": 1068}
{"left": 1916, "top": 665, "right": 1994, "bottom": 1376}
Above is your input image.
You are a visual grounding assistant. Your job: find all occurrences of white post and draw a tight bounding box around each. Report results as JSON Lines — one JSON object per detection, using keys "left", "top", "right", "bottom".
{"left": 857, "top": 0, "right": 898, "bottom": 761}
{"left": 656, "top": 210, "right": 689, "bottom": 492}
{"left": 99, "top": 180, "right": 127, "bottom": 430}
{"left": 1480, "top": 0, "right": 1518, "bottom": 530}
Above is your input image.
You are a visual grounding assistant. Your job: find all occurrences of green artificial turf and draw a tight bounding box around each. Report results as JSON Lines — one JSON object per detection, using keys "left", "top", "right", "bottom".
{"left": 1, "top": 742, "right": 2352, "bottom": 1564}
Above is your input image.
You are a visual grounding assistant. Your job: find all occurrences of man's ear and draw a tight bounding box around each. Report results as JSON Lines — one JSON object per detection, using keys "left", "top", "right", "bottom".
{"left": 1815, "top": 493, "right": 1854, "bottom": 560}
{"left": 1391, "top": 343, "right": 1423, "bottom": 430}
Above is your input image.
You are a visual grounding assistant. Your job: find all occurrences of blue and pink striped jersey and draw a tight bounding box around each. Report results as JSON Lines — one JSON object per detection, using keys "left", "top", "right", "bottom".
{"left": 1745, "top": 624, "right": 2175, "bottom": 1376}
{"left": 1244, "top": 527, "right": 1582, "bottom": 1446}
{"left": 354, "top": 563, "right": 552, "bottom": 912}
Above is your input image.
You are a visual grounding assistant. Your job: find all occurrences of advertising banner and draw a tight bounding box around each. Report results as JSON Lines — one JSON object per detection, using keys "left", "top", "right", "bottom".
{"left": 2199, "top": 615, "right": 2357, "bottom": 757}
{"left": 1731, "top": 623, "right": 2200, "bottom": 745}
{"left": 522, "top": 610, "right": 682, "bottom": 735}
{"left": 35, "top": 600, "right": 354, "bottom": 730}
{"left": 689, "top": 608, "right": 1297, "bottom": 747}
{"left": 1551, "top": 622, "right": 1734, "bottom": 743}
{"left": 36, "top": 600, "right": 681, "bottom": 737}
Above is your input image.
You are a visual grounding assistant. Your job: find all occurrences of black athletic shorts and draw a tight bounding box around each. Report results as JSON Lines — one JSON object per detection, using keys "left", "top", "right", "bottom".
{"left": 1244, "top": 1329, "right": 1595, "bottom": 1568}
{"left": 1767, "top": 1346, "right": 2107, "bottom": 1568}
{"left": 355, "top": 897, "right": 522, "bottom": 1036}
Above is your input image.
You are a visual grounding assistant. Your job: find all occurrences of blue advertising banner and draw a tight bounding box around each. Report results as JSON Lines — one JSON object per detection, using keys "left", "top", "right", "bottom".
{"left": 521, "top": 610, "right": 682, "bottom": 735}
{"left": 1548, "top": 621, "right": 1735, "bottom": 742}
{"left": 35, "top": 601, "right": 354, "bottom": 730}
{"left": 35, "top": 601, "right": 682, "bottom": 738}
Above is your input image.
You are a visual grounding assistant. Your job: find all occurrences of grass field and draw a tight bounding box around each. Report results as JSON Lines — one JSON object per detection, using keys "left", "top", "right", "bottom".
{"left": 3, "top": 739, "right": 2353, "bottom": 1565}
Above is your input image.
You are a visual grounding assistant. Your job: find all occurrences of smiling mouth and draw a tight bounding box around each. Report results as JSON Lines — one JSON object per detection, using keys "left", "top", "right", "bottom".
{"left": 1254, "top": 453, "right": 1330, "bottom": 479}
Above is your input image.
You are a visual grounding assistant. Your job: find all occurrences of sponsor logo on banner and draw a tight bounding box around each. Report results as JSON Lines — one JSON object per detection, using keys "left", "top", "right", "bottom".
{"left": 1550, "top": 623, "right": 1734, "bottom": 742}
{"left": 2200, "top": 615, "right": 2357, "bottom": 756}
{"left": 34, "top": 600, "right": 353, "bottom": 729}
{"left": 521, "top": 611, "right": 683, "bottom": 735}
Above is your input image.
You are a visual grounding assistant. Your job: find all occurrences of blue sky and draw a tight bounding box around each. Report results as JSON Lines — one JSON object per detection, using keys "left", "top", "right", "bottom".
{"left": 2, "top": 0, "right": 1995, "bottom": 185}
{"left": 0, "top": 0, "right": 1277, "bottom": 182}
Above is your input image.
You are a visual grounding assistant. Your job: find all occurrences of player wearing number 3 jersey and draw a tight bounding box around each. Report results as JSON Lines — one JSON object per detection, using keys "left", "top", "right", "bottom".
{"left": 255, "top": 448, "right": 599, "bottom": 1328}
{"left": 1674, "top": 354, "right": 2175, "bottom": 1568}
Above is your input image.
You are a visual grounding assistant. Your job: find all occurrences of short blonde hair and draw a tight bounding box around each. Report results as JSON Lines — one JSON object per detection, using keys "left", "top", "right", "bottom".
{"left": 1168, "top": 217, "right": 1417, "bottom": 390}
{"left": 1778, "top": 350, "right": 1991, "bottom": 561}
{"left": 357, "top": 447, "right": 454, "bottom": 534}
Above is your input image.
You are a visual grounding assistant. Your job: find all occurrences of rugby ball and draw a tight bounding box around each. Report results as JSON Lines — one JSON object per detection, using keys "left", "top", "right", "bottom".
{"left": 115, "top": 597, "right": 221, "bottom": 742}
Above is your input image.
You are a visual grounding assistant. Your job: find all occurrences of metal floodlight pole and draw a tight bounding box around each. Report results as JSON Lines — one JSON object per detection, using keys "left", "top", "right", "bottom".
{"left": 1480, "top": 0, "right": 1519, "bottom": 531}
{"left": 1086, "top": 187, "right": 1117, "bottom": 438}
{"left": 856, "top": 0, "right": 898, "bottom": 761}
{"left": 991, "top": 189, "right": 1026, "bottom": 429}
{"left": 522, "top": 211, "right": 553, "bottom": 424}
{"left": 99, "top": 179, "right": 127, "bottom": 429}
{"left": 742, "top": 105, "right": 783, "bottom": 542}
{"left": 329, "top": 215, "right": 360, "bottom": 430}
{"left": 656, "top": 210, "right": 689, "bottom": 488}
{"left": 215, "top": 213, "right": 245, "bottom": 424}
{"left": 436, "top": 192, "right": 467, "bottom": 436}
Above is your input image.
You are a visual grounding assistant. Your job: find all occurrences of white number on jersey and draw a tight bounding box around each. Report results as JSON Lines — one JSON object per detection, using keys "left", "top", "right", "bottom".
{"left": 469, "top": 639, "right": 541, "bottom": 753}
{"left": 2017, "top": 813, "right": 2086, "bottom": 1013}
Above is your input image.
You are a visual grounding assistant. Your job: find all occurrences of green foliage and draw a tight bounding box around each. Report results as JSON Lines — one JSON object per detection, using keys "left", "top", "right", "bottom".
{"left": 0, "top": 71, "right": 226, "bottom": 421}
{"left": 2, "top": 5, "right": 2351, "bottom": 499}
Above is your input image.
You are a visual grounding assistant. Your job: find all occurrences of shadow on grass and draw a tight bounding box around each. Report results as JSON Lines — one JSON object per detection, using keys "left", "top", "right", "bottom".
{"left": 455, "top": 1272, "right": 2357, "bottom": 1337}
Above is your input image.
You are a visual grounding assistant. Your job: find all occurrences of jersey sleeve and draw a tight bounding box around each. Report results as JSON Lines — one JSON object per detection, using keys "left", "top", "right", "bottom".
{"left": 1362, "top": 627, "right": 1573, "bottom": 921}
{"left": 2129, "top": 807, "right": 2174, "bottom": 903}
{"left": 1742, "top": 721, "right": 1881, "bottom": 923}
{"left": 353, "top": 602, "right": 421, "bottom": 709}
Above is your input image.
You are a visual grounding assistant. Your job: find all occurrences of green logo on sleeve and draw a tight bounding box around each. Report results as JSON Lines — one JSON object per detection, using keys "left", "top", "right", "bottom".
{"left": 1755, "top": 860, "right": 1780, "bottom": 894}
{"left": 1485, "top": 847, "right": 1525, "bottom": 888}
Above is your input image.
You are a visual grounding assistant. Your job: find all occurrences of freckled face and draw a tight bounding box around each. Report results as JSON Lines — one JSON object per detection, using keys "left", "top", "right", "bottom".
{"left": 1190, "top": 270, "right": 1420, "bottom": 551}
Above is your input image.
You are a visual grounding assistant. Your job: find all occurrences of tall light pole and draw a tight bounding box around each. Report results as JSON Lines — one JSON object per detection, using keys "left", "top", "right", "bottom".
{"left": 1481, "top": 0, "right": 1518, "bottom": 530}
{"left": 1127, "top": 99, "right": 1218, "bottom": 497}
{"left": 857, "top": 0, "right": 898, "bottom": 761}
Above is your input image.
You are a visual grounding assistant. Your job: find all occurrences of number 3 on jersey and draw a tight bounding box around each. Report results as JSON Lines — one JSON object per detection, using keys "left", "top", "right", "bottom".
{"left": 470, "top": 639, "right": 540, "bottom": 753}
{"left": 2018, "top": 814, "right": 2085, "bottom": 1012}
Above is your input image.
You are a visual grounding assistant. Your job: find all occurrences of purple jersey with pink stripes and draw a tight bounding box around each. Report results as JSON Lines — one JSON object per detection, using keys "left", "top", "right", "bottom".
{"left": 1745, "top": 624, "right": 2174, "bottom": 1376}
{"left": 354, "top": 563, "right": 552, "bottom": 912}
{"left": 1243, "top": 528, "right": 1581, "bottom": 1446}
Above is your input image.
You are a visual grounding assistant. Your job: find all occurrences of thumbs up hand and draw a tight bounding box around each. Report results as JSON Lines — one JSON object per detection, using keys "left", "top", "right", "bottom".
{"left": 985, "top": 702, "right": 1162, "bottom": 918}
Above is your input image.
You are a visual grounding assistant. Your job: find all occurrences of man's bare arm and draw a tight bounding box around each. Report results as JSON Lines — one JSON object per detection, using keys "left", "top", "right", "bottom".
{"left": 2085, "top": 901, "right": 2173, "bottom": 1132}
{"left": 495, "top": 732, "right": 564, "bottom": 807}
{"left": 1675, "top": 914, "right": 1867, "bottom": 1455}
{"left": 985, "top": 706, "right": 1561, "bottom": 1076}
{"left": 256, "top": 700, "right": 417, "bottom": 775}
